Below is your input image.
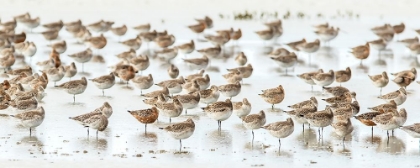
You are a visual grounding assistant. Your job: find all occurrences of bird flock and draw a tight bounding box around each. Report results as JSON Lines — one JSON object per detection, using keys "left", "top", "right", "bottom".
{"left": 1, "top": 12, "right": 420, "bottom": 155}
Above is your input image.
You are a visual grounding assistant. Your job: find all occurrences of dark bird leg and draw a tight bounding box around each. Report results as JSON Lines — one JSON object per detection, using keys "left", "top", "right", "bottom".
{"left": 371, "top": 126, "right": 374, "bottom": 143}
{"left": 302, "top": 124, "right": 305, "bottom": 133}
{"left": 278, "top": 139, "right": 281, "bottom": 155}
{"left": 30, "top": 127, "right": 32, "bottom": 137}
{"left": 73, "top": 94, "right": 76, "bottom": 104}
{"left": 96, "top": 130, "right": 99, "bottom": 140}
{"left": 145, "top": 124, "right": 148, "bottom": 134}
{"left": 251, "top": 130, "right": 254, "bottom": 148}
{"left": 387, "top": 130, "right": 390, "bottom": 145}
{"left": 102, "top": 89, "right": 105, "bottom": 96}
{"left": 179, "top": 139, "right": 182, "bottom": 152}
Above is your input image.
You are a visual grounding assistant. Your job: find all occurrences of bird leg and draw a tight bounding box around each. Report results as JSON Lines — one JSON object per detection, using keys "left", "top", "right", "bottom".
{"left": 278, "top": 139, "right": 281, "bottom": 155}
{"left": 371, "top": 126, "right": 374, "bottom": 143}
{"left": 73, "top": 94, "right": 76, "bottom": 104}
{"left": 179, "top": 139, "right": 182, "bottom": 152}
{"left": 145, "top": 124, "right": 148, "bottom": 134}
{"left": 30, "top": 127, "right": 32, "bottom": 137}
{"left": 251, "top": 130, "right": 255, "bottom": 148}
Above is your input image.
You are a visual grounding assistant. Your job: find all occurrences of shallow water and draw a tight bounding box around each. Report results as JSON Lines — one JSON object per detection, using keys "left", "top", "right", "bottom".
{"left": 1, "top": 0, "right": 420, "bottom": 167}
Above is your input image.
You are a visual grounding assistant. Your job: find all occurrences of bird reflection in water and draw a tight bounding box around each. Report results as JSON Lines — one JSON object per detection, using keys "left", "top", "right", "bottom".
{"left": 138, "top": 132, "right": 158, "bottom": 143}
{"left": 20, "top": 136, "right": 43, "bottom": 146}
{"left": 261, "top": 46, "right": 274, "bottom": 55}
{"left": 376, "top": 136, "right": 405, "bottom": 154}
{"left": 372, "top": 58, "right": 387, "bottom": 66}
{"left": 295, "top": 128, "right": 317, "bottom": 147}
{"left": 207, "top": 129, "right": 232, "bottom": 148}
{"left": 363, "top": 135, "right": 382, "bottom": 145}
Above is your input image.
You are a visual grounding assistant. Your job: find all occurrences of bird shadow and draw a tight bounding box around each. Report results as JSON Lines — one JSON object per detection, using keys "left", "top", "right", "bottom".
{"left": 120, "top": 85, "right": 134, "bottom": 90}
{"left": 265, "top": 108, "right": 283, "bottom": 113}
{"left": 20, "top": 136, "right": 43, "bottom": 145}
{"left": 376, "top": 136, "right": 406, "bottom": 154}
{"left": 65, "top": 102, "right": 86, "bottom": 106}
{"left": 372, "top": 58, "right": 387, "bottom": 66}
{"left": 206, "top": 66, "right": 220, "bottom": 72}
{"left": 80, "top": 137, "right": 109, "bottom": 150}
{"left": 206, "top": 129, "right": 232, "bottom": 147}
{"left": 78, "top": 72, "right": 91, "bottom": 76}
{"left": 138, "top": 132, "right": 158, "bottom": 143}
{"left": 95, "top": 95, "right": 113, "bottom": 99}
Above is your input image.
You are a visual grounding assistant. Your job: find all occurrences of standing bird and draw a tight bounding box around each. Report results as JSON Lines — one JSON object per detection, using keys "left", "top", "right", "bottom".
{"left": 89, "top": 73, "right": 116, "bottom": 96}
{"left": 127, "top": 107, "right": 159, "bottom": 134}
{"left": 202, "top": 99, "right": 233, "bottom": 129}
{"left": 235, "top": 52, "right": 247, "bottom": 66}
{"left": 167, "top": 64, "right": 179, "bottom": 79}
{"left": 110, "top": 24, "right": 127, "bottom": 39}
{"left": 259, "top": 85, "right": 285, "bottom": 109}
{"left": 331, "top": 118, "right": 354, "bottom": 144}
{"left": 188, "top": 22, "right": 206, "bottom": 40}
{"left": 133, "top": 23, "right": 151, "bottom": 33}
{"left": 296, "top": 39, "right": 321, "bottom": 66}
{"left": 10, "top": 106, "right": 45, "bottom": 137}
{"left": 297, "top": 69, "right": 324, "bottom": 92}
{"left": 302, "top": 106, "right": 334, "bottom": 139}
{"left": 354, "top": 109, "right": 385, "bottom": 142}
{"left": 400, "top": 123, "right": 420, "bottom": 145}
{"left": 120, "top": 35, "right": 142, "bottom": 50}
{"left": 335, "top": 67, "right": 351, "bottom": 86}
{"left": 255, "top": 27, "right": 274, "bottom": 46}
{"left": 68, "top": 48, "right": 93, "bottom": 73}
{"left": 114, "top": 65, "right": 137, "bottom": 86}
{"left": 69, "top": 103, "right": 112, "bottom": 138}
{"left": 176, "top": 40, "right": 195, "bottom": 58}
{"left": 350, "top": 43, "right": 370, "bottom": 66}
{"left": 262, "top": 118, "right": 294, "bottom": 153}
{"left": 312, "top": 70, "right": 335, "bottom": 91}
{"left": 48, "top": 40, "right": 67, "bottom": 54}
{"left": 132, "top": 74, "right": 154, "bottom": 95}
{"left": 198, "top": 85, "right": 220, "bottom": 105}
{"left": 64, "top": 62, "right": 77, "bottom": 80}
{"left": 183, "top": 55, "right": 209, "bottom": 71}
{"left": 130, "top": 55, "right": 150, "bottom": 74}
{"left": 241, "top": 110, "right": 266, "bottom": 146}
{"left": 161, "top": 118, "right": 195, "bottom": 152}
{"left": 56, "top": 77, "right": 88, "bottom": 104}
{"left": 391, "top": 68, "right": 417, "bottom": 89}
{"left": 378, "top": 87, "right": 407, "bottom": 106}
{"left": 232, "top": 98, "right": 252, "bottom": 118}
{"left": 373, "top": 108, "right": 407, "bottom": 142}
{"left": 368, "top": 71, "right": 389, "bottom": 95}
{"left": 85, "top": 34, "right": 107, "bottom": 54}
{"left": 155, "top": 98, "right": 183, "bottom": 123}
{"left": 218, "top": 82, "right": 241, "bottom": 99}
